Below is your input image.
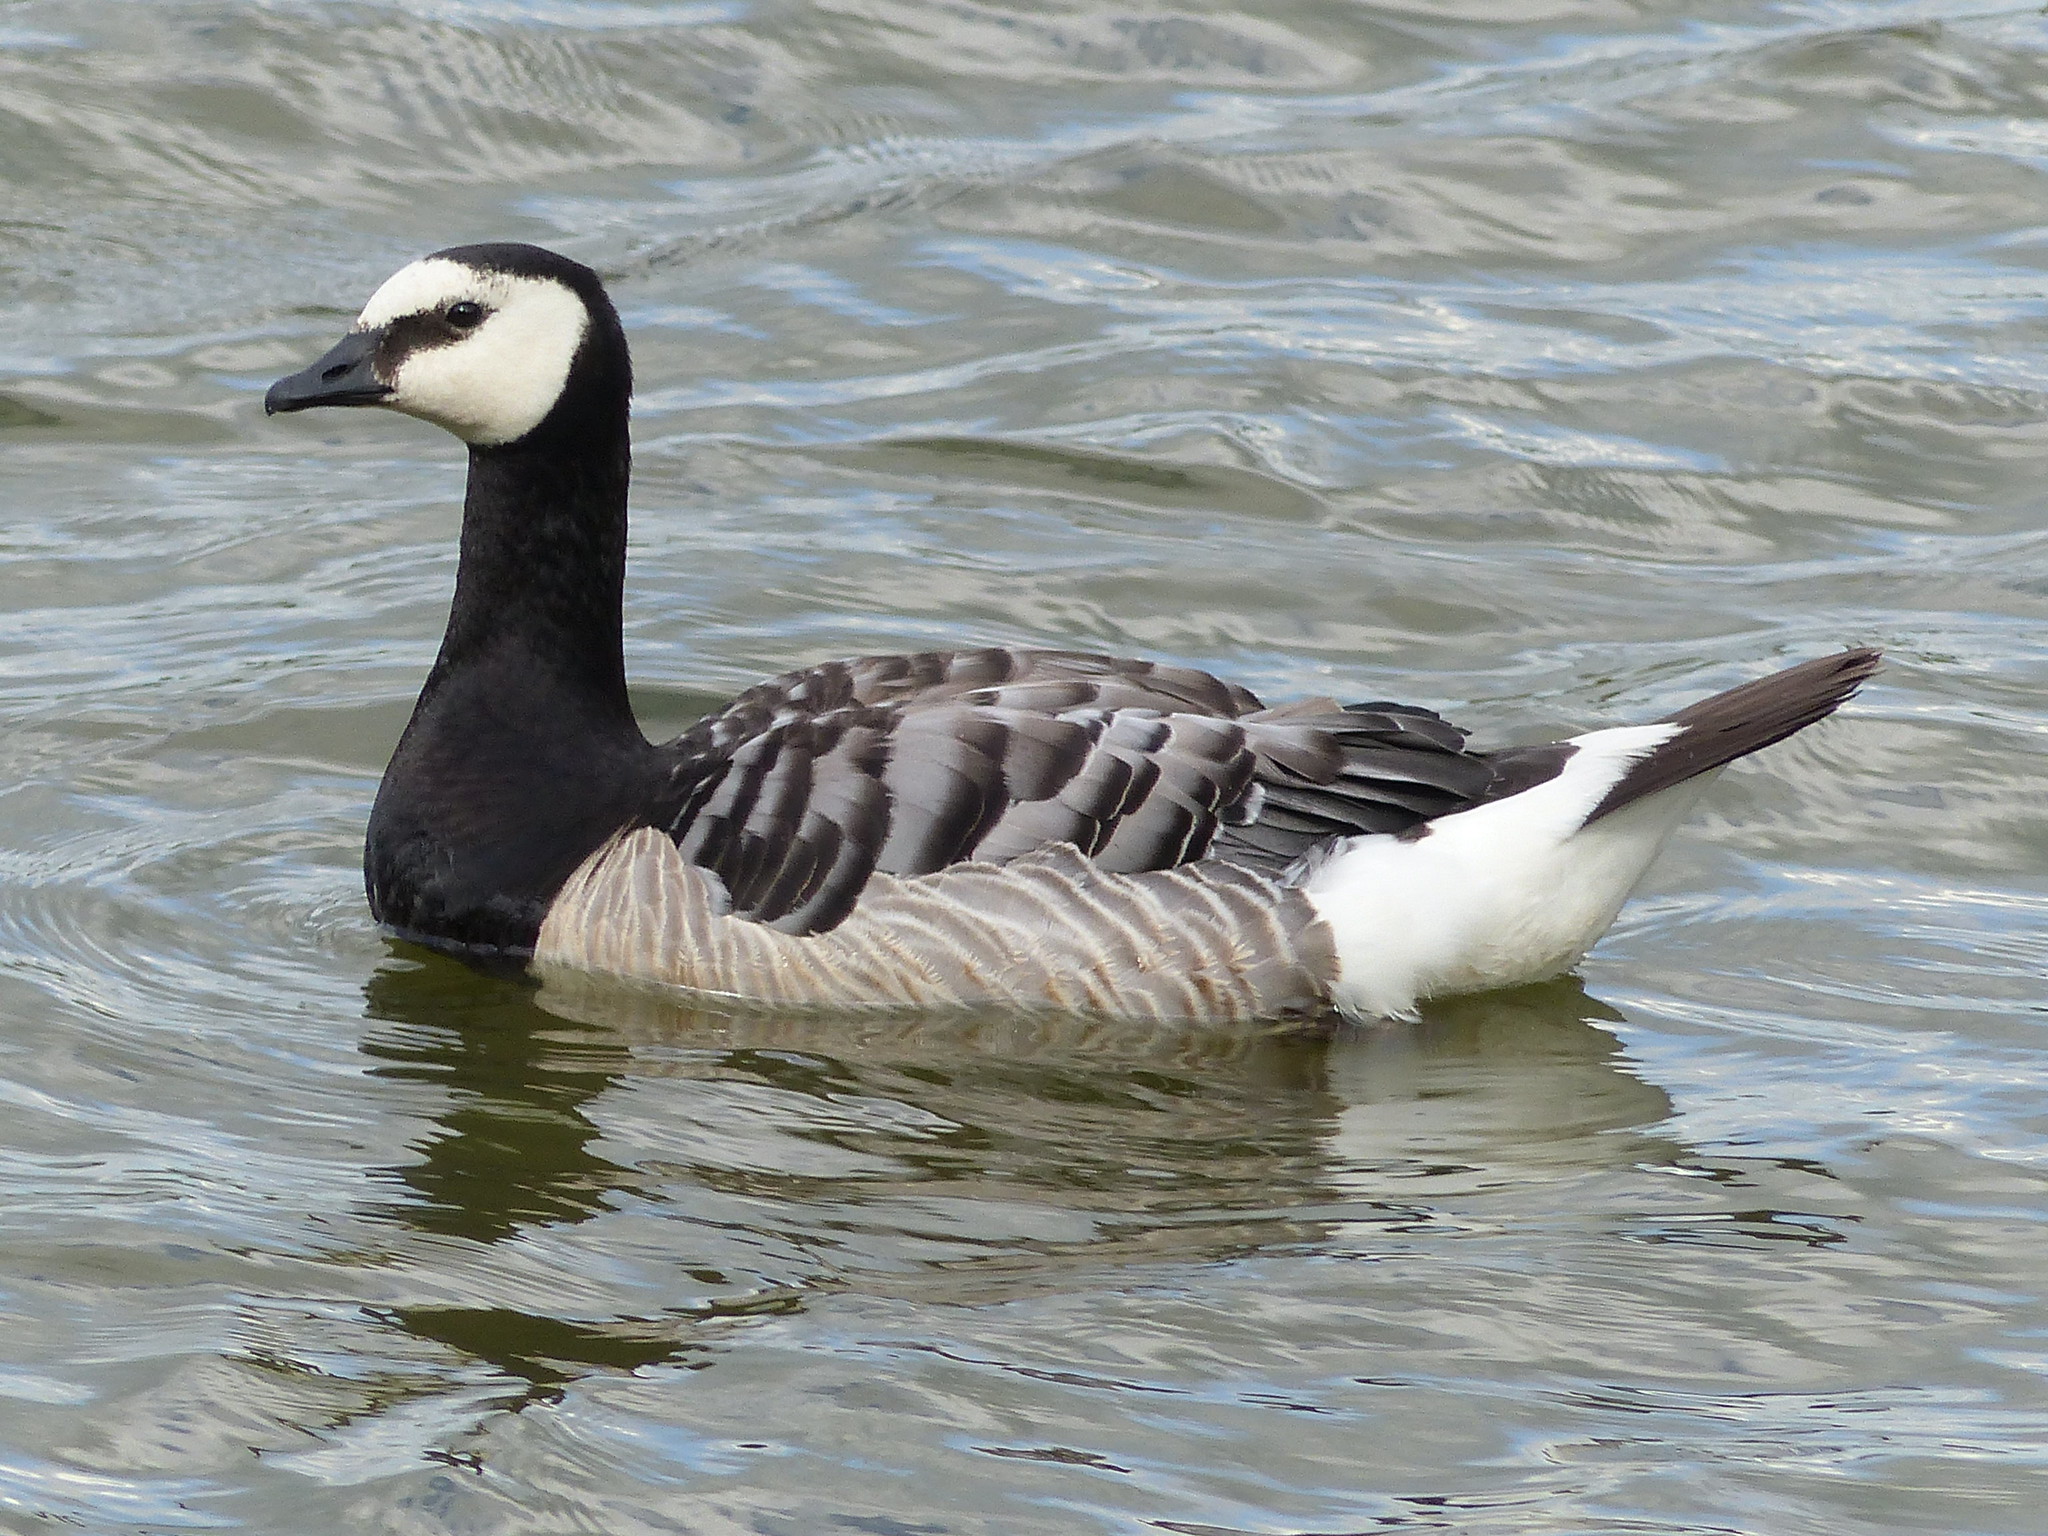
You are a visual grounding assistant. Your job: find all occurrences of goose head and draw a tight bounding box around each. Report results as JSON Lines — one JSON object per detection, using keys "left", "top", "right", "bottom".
{"left": 265, "top": 243, "right": 629, "bottom": 447}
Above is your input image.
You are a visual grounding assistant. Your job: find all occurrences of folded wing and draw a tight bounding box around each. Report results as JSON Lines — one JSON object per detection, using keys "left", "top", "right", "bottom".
{"left": 645, "top": 647, "right": 1530, "bottom": 934}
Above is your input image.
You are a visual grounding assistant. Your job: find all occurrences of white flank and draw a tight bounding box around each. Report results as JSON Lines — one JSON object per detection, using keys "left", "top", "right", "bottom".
{"left": 1303, "top": 722, "right": 1712, "bottom": 1020}
{"left": 355, "top": 258, "right": 589, "bottom": 446}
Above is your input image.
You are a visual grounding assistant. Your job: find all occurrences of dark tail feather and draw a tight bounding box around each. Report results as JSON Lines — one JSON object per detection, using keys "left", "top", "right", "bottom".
{"left": 1587, "top": 648, "right": 1881, "bottom": 823}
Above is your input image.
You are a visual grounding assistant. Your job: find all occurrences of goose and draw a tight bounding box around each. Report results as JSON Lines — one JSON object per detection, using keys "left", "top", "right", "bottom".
{"left": 266, "top": 243, "right": 1878, "bottom": 1024}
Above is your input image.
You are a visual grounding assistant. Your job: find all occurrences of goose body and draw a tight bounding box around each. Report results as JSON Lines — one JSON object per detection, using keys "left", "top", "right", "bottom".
{"left": 267, "top": 243, "right": 1877, "bottom": 1023}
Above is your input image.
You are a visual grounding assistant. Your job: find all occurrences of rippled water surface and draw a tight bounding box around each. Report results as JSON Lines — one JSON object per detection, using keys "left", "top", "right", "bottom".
{"left": 5, "top": 1, "right": 2048, "bottom": 1531}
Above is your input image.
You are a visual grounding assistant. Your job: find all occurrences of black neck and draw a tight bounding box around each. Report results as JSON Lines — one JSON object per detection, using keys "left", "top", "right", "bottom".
{"left": 367, "top": 402, "right": 657, "bottom": 952}
{"left": 427, "top": 410, "right": 637, "bottom": 732}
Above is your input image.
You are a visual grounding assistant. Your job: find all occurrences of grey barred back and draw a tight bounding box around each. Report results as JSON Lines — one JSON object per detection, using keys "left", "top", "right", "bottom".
{"left": 647, "top": 646, "right": 1504, "bottom": 936}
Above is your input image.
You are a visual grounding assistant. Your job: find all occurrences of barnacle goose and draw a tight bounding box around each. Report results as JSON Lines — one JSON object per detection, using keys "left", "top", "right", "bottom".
{"left": 266, "top": 243, "right": 1878, "bottom": 1023}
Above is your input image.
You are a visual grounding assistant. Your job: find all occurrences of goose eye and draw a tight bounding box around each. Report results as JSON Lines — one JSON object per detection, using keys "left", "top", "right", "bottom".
{"left": 446, "top": 300, "right": 485, "bottom": 329}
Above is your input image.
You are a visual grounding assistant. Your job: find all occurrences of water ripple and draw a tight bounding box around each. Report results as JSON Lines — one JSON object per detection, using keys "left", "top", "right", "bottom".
{"left": 3, "top": 0, "right": 2047, "bottom": 1532}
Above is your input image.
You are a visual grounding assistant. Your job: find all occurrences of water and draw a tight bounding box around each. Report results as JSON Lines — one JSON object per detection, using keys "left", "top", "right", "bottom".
{"left": 4, "top": 0, "right": 2047, "bottom": 1530}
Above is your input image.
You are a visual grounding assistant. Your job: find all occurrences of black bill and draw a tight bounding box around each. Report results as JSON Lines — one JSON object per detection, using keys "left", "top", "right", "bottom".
{"left": 265, "top": 327, "right": 391, "bottom": 414}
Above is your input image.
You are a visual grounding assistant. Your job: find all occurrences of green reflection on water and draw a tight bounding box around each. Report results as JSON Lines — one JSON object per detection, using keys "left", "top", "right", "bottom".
{"left": 362, "top": 952, "right": 639, "bottom": 1241}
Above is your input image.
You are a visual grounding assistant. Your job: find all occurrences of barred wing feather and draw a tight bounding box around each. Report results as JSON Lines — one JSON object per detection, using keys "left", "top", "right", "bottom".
{"left": 643, "top": 647, "right": 1522, "bottom": 934}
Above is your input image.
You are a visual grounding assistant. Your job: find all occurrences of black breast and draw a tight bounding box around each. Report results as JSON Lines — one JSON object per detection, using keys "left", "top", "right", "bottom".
{"left": 366, "top": 654, "right": 659, "bottom": 954}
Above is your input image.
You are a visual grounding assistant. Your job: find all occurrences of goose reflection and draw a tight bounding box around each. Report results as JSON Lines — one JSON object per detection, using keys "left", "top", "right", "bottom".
{"left": 360, "top": 953, "right": 692, "bottom": 1406}
{"left": 361, "top": 952, "right": 639, "bottom": 1242}
{"left": 353, "top": 954, "right": 1718, "bottom": 1406}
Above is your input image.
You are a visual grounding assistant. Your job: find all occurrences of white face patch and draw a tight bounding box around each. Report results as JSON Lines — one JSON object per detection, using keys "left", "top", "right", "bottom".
{"left": 354, "top": 258, "right": 590, "bottom": 447}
